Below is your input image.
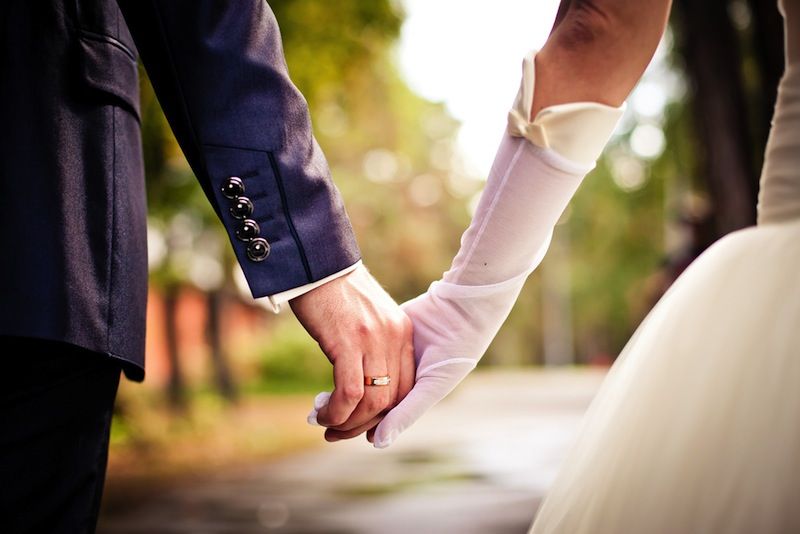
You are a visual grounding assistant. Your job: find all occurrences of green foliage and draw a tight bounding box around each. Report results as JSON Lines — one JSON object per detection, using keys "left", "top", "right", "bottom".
{"left": 268, "top": 0, "right": 403, "bottom": 111}
{"left": 251, "top": 320, "right": 333, "bottom": 394}
{"left": 137, "top": 0, "right": 724, "bottom": 370}
{"left": 568, "top": 155, "right": 665, "bottom": 356}
{"left": 270, "top": 0, "right": 473, "bottom": 303}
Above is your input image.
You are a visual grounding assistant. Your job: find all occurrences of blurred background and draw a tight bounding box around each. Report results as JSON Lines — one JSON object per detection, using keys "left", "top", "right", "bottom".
{"left": 99, "top": 0, "right": 785, "bottom": 532}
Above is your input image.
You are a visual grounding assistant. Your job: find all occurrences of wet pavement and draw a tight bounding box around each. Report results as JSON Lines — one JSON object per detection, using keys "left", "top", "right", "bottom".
{"left": 98, "top": 368, "right": 606, "bottom": 534}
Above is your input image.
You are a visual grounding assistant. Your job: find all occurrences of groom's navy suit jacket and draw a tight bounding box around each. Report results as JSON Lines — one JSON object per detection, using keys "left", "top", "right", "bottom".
{"left": 0, "top": 0, "right": 360, "bottom": 380}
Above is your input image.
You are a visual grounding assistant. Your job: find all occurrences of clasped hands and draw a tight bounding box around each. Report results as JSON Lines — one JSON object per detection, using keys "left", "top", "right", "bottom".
{"left": 290, "top": 264, "right": 416, "bottom": 445}
{"left": 289, "top": 0, "right": 660, "bottom": 449}
{"left": 292, "top": 262, "right": 488, "bottom": 449}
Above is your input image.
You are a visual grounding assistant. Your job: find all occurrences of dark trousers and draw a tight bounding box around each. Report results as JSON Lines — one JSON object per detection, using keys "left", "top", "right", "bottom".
{"left": 0, "top": 336, "right": 121, "bottom": 534}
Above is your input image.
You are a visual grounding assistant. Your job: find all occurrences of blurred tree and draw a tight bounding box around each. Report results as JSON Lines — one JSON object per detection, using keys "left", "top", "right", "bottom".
{"left": 270, "top": 0, "right": 474, "bottom": 300}
{"left": 207, "top": 290, "right": 238, "bottom": 402}
{"left": 671, "top": 0, "right": 784, "bottom": 234}
{"left": 563, "top": 148, "right": 667, "bottom": 361}
{"left": 672, "top": 0, "right": 758, "bottom": 233}
{"left": 746, "top": 0, "right": 786, "bottom": 152}
{"left": 138, "top": 0, "right": 785, "bottom": 380}
{"left": 163, "top": 285, "right": 187, "bottom": 410}
{"left": 138, "top": 0, "right": 473, "bottom": 396}
{"left": 561, "top": 0, "right": 785, "bottom": 362}
{"left": 140, "top": 65, "right": 243, "bottom": 405}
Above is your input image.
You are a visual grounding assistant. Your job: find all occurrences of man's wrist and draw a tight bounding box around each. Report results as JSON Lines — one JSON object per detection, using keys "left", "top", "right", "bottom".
{"left": 261, "top": 260, "right": 363, "bottom": 313}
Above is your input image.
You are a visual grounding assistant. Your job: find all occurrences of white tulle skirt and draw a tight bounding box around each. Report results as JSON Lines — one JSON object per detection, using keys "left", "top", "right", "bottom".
{"left": 530, "top": 218, "right": 800, "bottom": 534}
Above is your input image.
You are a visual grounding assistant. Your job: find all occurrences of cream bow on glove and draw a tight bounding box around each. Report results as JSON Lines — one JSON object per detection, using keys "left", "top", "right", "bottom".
{"left": 309, "top": 52, "right": 624, "bottom": 448}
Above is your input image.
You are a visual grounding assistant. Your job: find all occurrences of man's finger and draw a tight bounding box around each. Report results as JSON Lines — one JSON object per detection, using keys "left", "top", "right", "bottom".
{"left": 325, "top": 414, "right": 383, "bottom": 441}
{"left": 326, "top": 379, "right": 392, "bottom": 431}
{"left": 365, "top": 341, "right": 412, "bottom": 443}
{"left": 316, "top": 352, "right": 364, "bottom": 427}
{"left": 324, "top": 347, "right": 395, "bottom": 432}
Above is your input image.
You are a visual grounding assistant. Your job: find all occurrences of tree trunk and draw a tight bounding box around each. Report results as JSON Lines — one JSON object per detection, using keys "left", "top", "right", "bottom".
{"left": 747, "top": 0, "right": 786, "bottom": 167}
{"left": 164, "top": 285, "right": 187, "bottom": 410}
{"left": 673, "top": 0, "right": 759, "bottom": 235}
{"left": 206, "top": 290, "right": 238, "bottom": 402}
{"left": 541, "top": 225, "right": 575, "bottom": 366}
{"left": 748, "top": 0, "right": 784, "bottom": 146}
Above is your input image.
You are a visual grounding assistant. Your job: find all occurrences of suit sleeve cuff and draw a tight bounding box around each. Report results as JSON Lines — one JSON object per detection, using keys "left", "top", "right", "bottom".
{"left": 261, "top": 260, "right": 362, "bottom": 313}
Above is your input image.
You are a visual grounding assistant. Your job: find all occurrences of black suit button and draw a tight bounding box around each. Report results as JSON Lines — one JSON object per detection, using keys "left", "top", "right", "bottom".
{"left": 246, "top": 238, "right": 270, "bottom": 262}
{"left": 230, "top": 196, "right": 254, "bottom": 219}
{"left": 221, "top": 176, "right": 245, "bottom": 199}
{"left": 236, "top": 219, "right": 261, "bottom": 242}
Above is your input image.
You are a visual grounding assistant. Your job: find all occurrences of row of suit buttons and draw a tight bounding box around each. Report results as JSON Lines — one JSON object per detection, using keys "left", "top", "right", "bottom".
{"left": 221, "top": 176, "right": 270, "bottom": 262}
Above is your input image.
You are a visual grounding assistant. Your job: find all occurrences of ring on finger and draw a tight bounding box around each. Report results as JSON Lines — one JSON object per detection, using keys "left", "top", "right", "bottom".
{"left": 364, "top": 375, "right": 391, "bottom": 386}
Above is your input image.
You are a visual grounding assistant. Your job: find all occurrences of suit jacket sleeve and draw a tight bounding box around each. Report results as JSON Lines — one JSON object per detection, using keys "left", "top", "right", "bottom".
{"left": 116, "top": 0, "right": 361, "bottom": 297}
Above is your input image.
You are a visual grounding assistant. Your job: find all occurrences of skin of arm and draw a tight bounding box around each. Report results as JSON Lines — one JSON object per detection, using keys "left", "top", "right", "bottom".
{"left": 532, "top": 0, "right": 673, "bottom": 118}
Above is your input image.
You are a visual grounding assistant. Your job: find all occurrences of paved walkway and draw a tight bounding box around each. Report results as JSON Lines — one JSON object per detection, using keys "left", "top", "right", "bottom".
{"left": 98, "top": 368, "right": 606, "bottom": 534}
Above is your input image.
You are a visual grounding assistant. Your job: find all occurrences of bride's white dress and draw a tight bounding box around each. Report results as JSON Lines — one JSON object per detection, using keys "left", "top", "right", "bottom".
{"left": 530, "top": 2, "right": 800, "bottom": 533}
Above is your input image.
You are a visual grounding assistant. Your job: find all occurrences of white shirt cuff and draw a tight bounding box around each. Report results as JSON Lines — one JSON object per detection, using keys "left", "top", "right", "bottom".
{"left": 262, "top": 260, "right": 362, "bottom": 313}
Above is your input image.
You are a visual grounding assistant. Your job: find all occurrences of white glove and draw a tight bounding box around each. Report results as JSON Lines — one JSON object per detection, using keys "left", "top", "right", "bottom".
{"left": 308, "top": 52, "right": 624, "bottom": 448}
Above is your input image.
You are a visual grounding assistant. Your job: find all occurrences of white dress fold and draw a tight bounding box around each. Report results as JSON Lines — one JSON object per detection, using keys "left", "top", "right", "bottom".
{"left": 530, "top": 220, "right": 800, "bottom": 533}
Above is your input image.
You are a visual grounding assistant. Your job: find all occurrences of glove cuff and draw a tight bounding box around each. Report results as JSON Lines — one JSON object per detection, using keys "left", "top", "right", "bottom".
{"left": 507, "top": 50, "right": 625, "bottom": 166}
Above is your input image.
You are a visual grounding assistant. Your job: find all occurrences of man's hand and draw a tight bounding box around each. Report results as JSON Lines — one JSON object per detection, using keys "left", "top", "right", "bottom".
{"left": 290, "top": 264, "right": 415, "bottom": 441}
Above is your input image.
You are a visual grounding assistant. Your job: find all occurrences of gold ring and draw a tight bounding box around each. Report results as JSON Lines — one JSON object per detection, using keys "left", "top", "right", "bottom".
{"left": 365, "top": 375, "right": 391, "bottom": 386}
